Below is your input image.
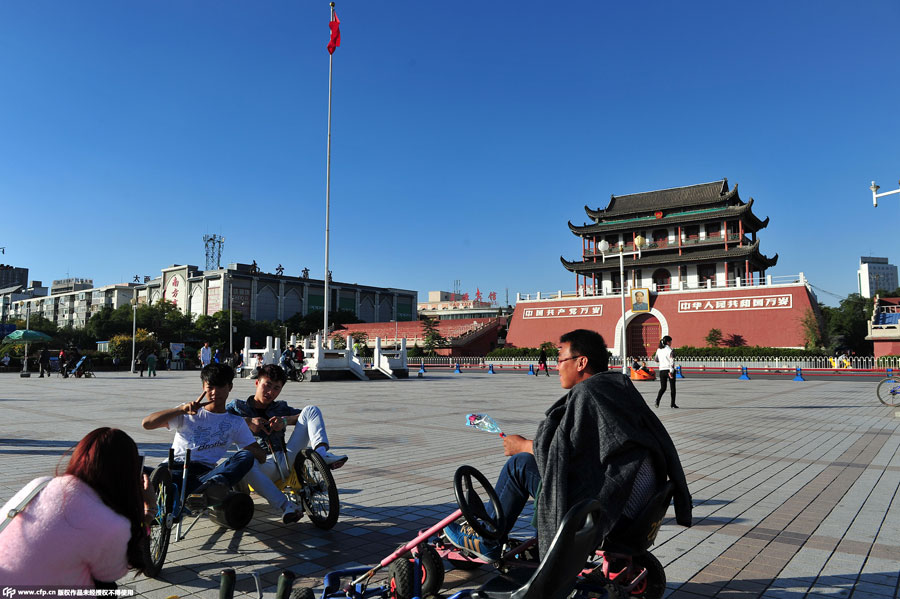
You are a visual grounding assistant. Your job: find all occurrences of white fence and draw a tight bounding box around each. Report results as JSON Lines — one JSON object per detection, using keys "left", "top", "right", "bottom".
{"left": 406, "top": 354, "right": 900, "bottom": 372}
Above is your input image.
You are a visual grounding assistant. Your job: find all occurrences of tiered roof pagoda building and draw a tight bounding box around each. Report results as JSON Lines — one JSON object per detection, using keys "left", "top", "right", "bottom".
{"left": 562, "top": 179, "right": 777, "bottom": 294}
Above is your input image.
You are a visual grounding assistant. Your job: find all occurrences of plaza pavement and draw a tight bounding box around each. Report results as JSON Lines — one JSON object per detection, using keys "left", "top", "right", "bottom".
{"left": 0, "top": 369, "right": 898, "bottom": 599}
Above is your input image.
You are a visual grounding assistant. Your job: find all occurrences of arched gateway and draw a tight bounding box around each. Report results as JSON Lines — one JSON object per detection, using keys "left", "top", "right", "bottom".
{"left": 627, "top": 313, "right": 661, "bottom": 358}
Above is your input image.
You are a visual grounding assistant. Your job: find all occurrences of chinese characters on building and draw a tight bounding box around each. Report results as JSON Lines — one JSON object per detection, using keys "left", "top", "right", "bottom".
{"left": 677, "top": 294, "right": 792, "bottom": 313}
{"left": 523, "top": 305, "right": 603, "bottom": 319}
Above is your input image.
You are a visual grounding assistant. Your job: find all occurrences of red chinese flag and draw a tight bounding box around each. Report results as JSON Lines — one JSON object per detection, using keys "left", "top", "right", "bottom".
{"left": 327, "top": 12, "right": 341, "bottom": 54}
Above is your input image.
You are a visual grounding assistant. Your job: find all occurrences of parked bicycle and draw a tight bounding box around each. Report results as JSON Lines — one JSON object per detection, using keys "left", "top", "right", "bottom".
{"left": 876, "top": 375, "right": 900, "bottom": 407}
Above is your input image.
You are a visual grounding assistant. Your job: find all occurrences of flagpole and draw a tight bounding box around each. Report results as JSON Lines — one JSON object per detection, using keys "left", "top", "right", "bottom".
{"left": 324, "top": 1, "right": 335, "bottom": 341}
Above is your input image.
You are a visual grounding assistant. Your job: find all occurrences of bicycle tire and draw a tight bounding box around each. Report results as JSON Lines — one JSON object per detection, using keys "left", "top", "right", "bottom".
{"left": 877, "top": 377, "right": 900, "bottom": 406}
{"left": 141, "top": 465, "right": 173, "bottom": 577}
{"left": 295, "top": 449, "right": 340, "bottom": 529}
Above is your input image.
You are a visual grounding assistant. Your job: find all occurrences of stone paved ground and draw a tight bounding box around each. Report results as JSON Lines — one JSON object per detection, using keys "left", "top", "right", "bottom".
{"left": 1, "top": 370, "right": 898, "bottom": 598}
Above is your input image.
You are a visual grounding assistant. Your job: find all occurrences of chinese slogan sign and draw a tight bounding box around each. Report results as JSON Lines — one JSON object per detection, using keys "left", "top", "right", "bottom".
{"left": 678, "top": 294, "right": 792, "bottom": 313}
{"left": 523, "top": 305, "right": 603, "bottom": 319}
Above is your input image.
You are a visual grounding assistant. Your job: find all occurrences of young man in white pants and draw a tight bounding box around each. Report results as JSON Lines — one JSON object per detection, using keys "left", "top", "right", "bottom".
{"left": 226, "top": 364, "right": 347, "bottom": 523}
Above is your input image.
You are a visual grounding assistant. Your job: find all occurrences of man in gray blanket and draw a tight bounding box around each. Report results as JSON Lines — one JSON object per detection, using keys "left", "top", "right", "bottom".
{"left": 445, "top": 328, "right": 692, "bottom": 560}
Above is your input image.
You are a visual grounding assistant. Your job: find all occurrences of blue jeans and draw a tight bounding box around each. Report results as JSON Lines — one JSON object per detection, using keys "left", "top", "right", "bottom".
{"left": 492, "top": 453, "right": 541, "bottom": 535}
{"left": 152, "top": 450, "right": 256, "bottom": 495}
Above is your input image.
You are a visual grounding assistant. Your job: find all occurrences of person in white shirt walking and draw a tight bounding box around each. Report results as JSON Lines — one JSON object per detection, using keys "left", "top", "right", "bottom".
{"left": 654, "top": 336, "right": 678, "bottom": 408}
{"left": 200, "top": 342, "right": 212, "bottom": 368}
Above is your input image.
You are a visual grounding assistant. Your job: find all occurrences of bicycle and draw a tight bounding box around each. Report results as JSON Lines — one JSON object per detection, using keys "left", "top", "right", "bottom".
{"left": 142, "top": 448, "right": 255, "bottom": 577}
{"left": 876, "top": 376, "right": 900, "bottom": 406}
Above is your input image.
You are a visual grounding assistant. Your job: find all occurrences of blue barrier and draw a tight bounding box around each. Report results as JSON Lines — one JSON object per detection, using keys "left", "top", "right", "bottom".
{"left": 793, "top": 367, "right": 806, "bottom": 382}
{"left": 454, "top": 363, "right": 462, "bottom": 374}
{"left": 738, "top": 366, "right": 751, "bottom": 380}
{"left": 488, "top": 364, "right": 495, "bottom": 374}
{"left": 675, "top": 365, "right": 685, "bottom": 379}
{"left": 527, "top": 364, "right": 536, "bottom": 375}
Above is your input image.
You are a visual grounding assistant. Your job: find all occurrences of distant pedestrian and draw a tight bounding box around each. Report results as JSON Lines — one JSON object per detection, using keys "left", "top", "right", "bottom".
{"left": 136, "top": 349, "right": 146, "bottom": 377}
{"left": 537, "top": 348, "right": 550, "bottom": 377}
{"left": 654, "top": 336, "right": 677, "bottom": 408}
{"left": 39, "top": 347, "right": 51, "bottom": 378}
{"left": 214, "top": 348, "right": 222, "bottom": 364}
{"left": 200, "top": 342, "right": 212, "bottom": 368}
{"left": 146, "top": 351, "right": 157, "bottom": 377}
{"left": 58, "top": 349, "right": 68, "bottom": 378}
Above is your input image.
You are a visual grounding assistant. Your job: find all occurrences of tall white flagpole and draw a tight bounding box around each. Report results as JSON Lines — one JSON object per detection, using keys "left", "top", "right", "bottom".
{"left": 324, "top": 2, "right": 335, "bottom": 340}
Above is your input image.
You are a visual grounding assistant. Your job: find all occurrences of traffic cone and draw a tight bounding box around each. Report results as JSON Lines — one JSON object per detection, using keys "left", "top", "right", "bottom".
{"left": 488, "top": 364, "right": 495, "bottom": 374}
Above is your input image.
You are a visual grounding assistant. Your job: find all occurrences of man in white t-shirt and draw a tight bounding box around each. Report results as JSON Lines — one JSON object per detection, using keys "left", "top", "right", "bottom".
{"left": 199, "top": 342, "right": 212, "bottom": 368}
{"left": 142, "top": 363, "right": 266, "bottom": 509}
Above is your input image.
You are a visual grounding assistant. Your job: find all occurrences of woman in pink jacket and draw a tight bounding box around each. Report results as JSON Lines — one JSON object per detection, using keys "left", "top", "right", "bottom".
{"left": 0, "top": 428, "right": 150, "bottom": 587}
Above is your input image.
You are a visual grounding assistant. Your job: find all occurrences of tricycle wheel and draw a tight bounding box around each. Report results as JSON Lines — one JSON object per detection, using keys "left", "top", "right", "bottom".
{"left": 389, "top": 558, "right": 414, "bottom": 599}
{"left": 290, "top": 588, "right": 315, "bottom": 599}
{"left": 141, "top": 465, "right": 173, "bottom": 578}
{"left": 629, "top": 552, "right": 666, "bottom": 599}
{"left": 295, "top": 449, "right": 340, "bottom": 529}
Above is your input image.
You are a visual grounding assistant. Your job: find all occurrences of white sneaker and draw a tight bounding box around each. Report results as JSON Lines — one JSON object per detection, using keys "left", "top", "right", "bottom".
{"left": 319, "top": 451, "right": 348, "bottom": 470}
{"left": 282, "top": 504, "right": 302, "bottom": 524}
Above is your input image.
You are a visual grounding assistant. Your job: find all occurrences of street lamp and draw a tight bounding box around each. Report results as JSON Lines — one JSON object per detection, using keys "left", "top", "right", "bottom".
{"left": 131, "top": 297, "right": 137, "bottom": 373}
{"left": 598, "top": 235, "right": 646, "bottom": 374}
{"left": 870, "top": 180, "right": 900, "bottom": 207}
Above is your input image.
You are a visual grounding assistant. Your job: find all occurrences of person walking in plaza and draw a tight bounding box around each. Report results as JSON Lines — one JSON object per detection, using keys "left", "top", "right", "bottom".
{"left": 200, "top": 342, "right": 212, "bottom": 368}
{"left": 146, "top": 350, "right": 157, "bottom": 377}
{"left": 135, "top": 349, "right": 147, "bottom": 377}
{"left": 58, "top": 348, "right": 68, "bottom": 378}
{"left": 537, "top": 347, "right": 550, "bottom": 377}
{"left": 654, "top": 335, "right": 678, "bottom": 408}
{"left": 39, "top": 347, "right": 51, "bottom": 378}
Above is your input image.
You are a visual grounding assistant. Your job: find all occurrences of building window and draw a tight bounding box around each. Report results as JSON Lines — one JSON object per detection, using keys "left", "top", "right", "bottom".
{"left": 652, "top": 229, "right": 668, "bottom": 248}
{"left": 652, "top": 269, "right": 671, "bottom": 291}
{"left": 684, "top": 226, "right": 699, "bottom": 244}
{"left": 705, "top": 223, "right": 721, "bottom": 239}
{"left": 698, "top": 264, "right": 717, "bottom": 286}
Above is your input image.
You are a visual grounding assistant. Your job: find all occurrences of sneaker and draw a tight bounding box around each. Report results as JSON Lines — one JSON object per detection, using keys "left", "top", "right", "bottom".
{"left": 282, "top": 504, "right": 302, "bottom": 524}
{"left": 185, "top": 481, "right": 229, "bottom": 511}
{"left": 444, "top": 521, "right": 500, "bottom": 561}
{"left": 319, "top": 451, "right": 348, "bottom": 470}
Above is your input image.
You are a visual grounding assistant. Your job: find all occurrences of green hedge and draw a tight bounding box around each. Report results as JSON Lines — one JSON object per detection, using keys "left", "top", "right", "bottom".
{"left": 673, "top": 346, "right": 829, "bottom": 358}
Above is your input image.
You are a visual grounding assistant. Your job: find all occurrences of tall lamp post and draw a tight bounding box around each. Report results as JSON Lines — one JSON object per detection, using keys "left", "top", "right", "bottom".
{"left": 870, "top": 180, "right": 900, "bottom": 207}
{"left": 130, "top": 298, "right": 137, "bottom": 373}
{"left": 598, "top": 235, "right": 646, "bottom": 374}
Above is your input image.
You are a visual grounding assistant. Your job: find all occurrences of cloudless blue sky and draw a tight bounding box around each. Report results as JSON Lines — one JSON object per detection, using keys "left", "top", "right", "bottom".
{"left": 2, "top": 1, "right": 899, "bottom": 307}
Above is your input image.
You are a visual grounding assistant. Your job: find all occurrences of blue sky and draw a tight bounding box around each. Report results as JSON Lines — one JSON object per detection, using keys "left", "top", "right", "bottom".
{"left": 1, "top": 1, "right": 898, "bottom": 307}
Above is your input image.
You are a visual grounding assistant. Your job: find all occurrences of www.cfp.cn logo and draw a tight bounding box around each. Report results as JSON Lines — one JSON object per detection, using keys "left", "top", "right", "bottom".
{"left": 3, "top": 587, "right": 16, "bottom": 598}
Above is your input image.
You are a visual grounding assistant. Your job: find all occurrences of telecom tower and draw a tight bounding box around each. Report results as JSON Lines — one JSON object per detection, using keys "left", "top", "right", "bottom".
{"left": 203, "top": 234, "right": 225, "bottom": 270}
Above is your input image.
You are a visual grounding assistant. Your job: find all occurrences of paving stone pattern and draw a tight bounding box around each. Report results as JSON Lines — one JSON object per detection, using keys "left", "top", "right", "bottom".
{"left": 0, "top": 370, "right": 897, "bottom": 598}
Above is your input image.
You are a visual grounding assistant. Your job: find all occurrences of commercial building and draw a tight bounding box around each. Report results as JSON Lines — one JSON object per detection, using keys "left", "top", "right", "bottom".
{"left": 134, "top": 262, "right": 417, "bottom": 324}
{"left": 857, "top": 257, "right": 898, "bottom": 298}
{"left": 508, "top": 179, "right": 819, "bottom": 354}
{"left": 4, "top": 282, "right": 137, "bottom": 329}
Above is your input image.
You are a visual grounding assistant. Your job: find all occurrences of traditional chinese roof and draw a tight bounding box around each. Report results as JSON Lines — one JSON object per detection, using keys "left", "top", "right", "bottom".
{"left": 569, "top": 199, "right": 769, "bottom": 236}
{"left": 560, "top": 240, "right": 778, "bottom": 273}
{"left": 585, "top": 179, "right": 739, "bottom": 221}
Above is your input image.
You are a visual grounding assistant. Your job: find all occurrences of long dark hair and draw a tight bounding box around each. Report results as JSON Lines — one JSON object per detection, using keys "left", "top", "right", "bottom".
{"left": 62, "top": 428, "right": 147, "bottom": 572}
{"left": 659, "top": 335, "right": 672, "bottom": 349}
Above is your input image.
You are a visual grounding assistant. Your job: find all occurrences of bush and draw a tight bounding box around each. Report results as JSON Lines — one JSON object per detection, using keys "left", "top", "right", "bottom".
{"left": 673, "top": 346, "right": 827, "bottom": 358}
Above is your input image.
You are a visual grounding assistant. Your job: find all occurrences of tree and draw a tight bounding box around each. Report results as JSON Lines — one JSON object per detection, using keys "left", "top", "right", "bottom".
{"left": 821, "top": 293, "right": 872, "bottom": 354}
{"left": 799, "top": 308, "right": 824, "bottom": 350}
{"left": 421, "top": 316, "right": 448, "bottom": 356}
{"left": 704, "top": 328, "right": 723, "bottom": 347}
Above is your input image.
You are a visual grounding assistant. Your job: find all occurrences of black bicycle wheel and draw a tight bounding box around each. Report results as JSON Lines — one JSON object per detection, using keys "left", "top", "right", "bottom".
{"left": 877, "top": 377, "right": 900, "bottom": 407}
{"left": 629, "top": 552, "right": 666, "bottom": 599}
{"left": 141, "top": 465, "right": 173, "bottom": 578}
{"left": 389, "top": 558, "right": 415, "bottom": 599}
{"left": 295, "top": 449, "right": 340, "bottom": 529}
{"left": 289, "top": 588, "right": 315, "bottom": 599}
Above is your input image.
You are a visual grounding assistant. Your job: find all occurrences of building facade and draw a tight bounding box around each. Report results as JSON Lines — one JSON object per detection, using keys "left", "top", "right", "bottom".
{"left": 0, "top": 265, "right": 28, "bottom": 290}
{"left": 858, "top": 257, "right": 898, "bottom": 298}
{"left": 135, "top": 263, "right": 417, "bottom": 324}
{"left": 508, "top": 179, "right": 819, "bottom": 354}
{"left": 562, "top": 179, "right": 776, "bottom": 293}
{"left": 5, "top": 282, "right": 138, "bottom": 329}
